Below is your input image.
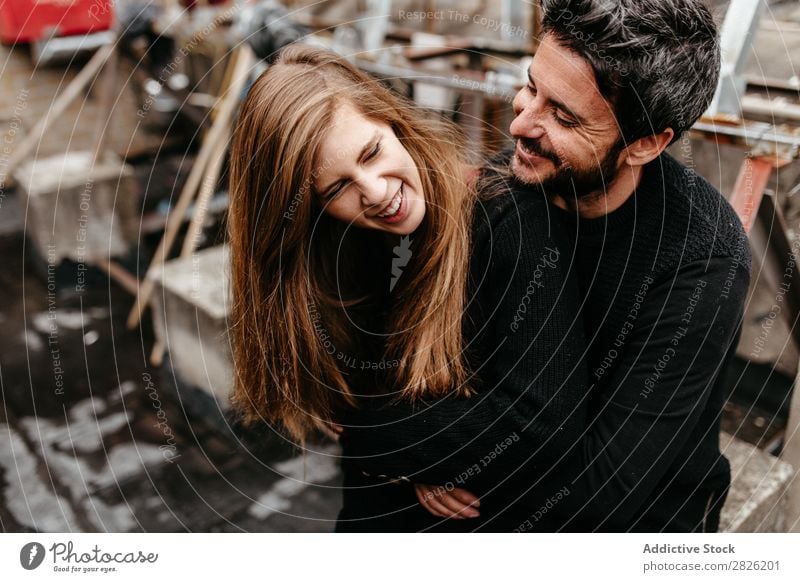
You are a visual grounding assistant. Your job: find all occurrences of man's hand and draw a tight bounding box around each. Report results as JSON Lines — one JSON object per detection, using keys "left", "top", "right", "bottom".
{"left": 414, "top": 484, "right": 481, "bottom": 519}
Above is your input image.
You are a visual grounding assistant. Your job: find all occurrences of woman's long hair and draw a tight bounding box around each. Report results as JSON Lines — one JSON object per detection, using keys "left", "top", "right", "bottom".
{"left": 227, "top": 44, "right": 475, "bottom": 444}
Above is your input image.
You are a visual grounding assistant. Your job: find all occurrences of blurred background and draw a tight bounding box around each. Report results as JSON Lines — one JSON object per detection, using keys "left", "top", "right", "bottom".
{"left": 1, "top": 0, "right": 800, "bottom": 533}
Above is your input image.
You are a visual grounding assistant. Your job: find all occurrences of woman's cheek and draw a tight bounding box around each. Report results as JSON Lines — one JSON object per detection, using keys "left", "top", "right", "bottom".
{"left": 329, "top": 199, "right": 363, "bottom": 226}
{"left": 321, "top": 201, "right": 344, "bottom": 222}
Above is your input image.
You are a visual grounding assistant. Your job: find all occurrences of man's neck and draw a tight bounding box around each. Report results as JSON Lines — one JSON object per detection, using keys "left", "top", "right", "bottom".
{"left": 551, "top": 164, "right": 644, "bottom": 219}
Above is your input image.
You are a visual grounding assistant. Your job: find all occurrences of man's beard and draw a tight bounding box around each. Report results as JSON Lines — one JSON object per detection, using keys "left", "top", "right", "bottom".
{"left": 513, "top": 137, "right": 625, "bottom": 202}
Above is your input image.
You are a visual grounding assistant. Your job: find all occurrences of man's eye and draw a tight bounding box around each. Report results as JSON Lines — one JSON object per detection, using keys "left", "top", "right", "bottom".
{"left": 527, "top": 84, "right": 537, "bottom": 95}
{"left": 554, "top": 111, "right": 578, "bottom": 128}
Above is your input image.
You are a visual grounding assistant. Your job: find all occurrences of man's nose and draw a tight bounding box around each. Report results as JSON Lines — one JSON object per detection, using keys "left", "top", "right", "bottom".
{"left": 510, "top": 94, "right": 546, "bottom": 140}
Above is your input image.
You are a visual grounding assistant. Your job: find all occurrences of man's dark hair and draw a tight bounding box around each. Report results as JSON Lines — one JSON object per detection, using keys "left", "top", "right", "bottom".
{"left": 541, "top": 0, "right": 720, "bottom": 144}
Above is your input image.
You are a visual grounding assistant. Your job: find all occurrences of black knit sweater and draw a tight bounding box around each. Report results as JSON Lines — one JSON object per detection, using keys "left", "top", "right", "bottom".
{"left": 337, "top": 151, "right": 751, "bottom": 533}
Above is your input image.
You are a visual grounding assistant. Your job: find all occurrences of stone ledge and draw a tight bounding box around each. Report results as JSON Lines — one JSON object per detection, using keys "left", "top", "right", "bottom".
{"left": 720, "top": 431, "right": 795, "bottom": 532}
{"left": 13, "top": 151, "right": 138, "bottom": 263}
{"left": 149, "top": 244, "right": 232, "bottom": 404}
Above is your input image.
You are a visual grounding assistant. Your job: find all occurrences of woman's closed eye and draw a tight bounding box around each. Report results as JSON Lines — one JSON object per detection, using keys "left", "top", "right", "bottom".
{"left": 325, "top": 180, "right": 347, "bottom": 200}
{"left": 364, "top": 140, "right": 381, "bottom": 162}
{"left": 322, "top": 140, "right": 383, "bottom": 200}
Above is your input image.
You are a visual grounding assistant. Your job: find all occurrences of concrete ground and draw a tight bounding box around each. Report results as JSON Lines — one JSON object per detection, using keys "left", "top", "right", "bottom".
{"left": 0, "top": 230, "right": 343, "bottom": 532}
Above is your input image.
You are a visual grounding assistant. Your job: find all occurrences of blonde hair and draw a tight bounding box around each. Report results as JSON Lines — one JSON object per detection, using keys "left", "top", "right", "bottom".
{"left": 227, "top": 44, "right": 475, "bottom": 444}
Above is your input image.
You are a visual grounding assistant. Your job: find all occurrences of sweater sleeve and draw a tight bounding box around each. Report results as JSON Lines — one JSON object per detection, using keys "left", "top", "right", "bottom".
{"left": 339, "top": 194, "right": 590, "bottom": 492}
{"left": 538, "top": 255, "right": 750, "bottom": 530}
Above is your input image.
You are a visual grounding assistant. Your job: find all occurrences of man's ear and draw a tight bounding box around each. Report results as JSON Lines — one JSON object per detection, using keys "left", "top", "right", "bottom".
{"left": 621, "top": 128, "right": 675, "bottom": 168}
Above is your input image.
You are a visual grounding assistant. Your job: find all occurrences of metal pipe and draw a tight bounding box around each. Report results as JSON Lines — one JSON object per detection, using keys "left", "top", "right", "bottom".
{"left": 354, "top": 58, "right": 519, "bottom": 101}
{"left": 692, "top": 121, "right": 800, "bottom": 149}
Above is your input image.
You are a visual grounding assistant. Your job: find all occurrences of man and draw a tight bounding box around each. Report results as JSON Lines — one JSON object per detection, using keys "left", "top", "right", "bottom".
{"left": 340, "top": 0, "right": 750, "bottom": 532}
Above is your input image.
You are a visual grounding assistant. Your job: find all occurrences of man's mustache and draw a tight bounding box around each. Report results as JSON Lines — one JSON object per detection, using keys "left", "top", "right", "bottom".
{"left": 517, "top": 137, "right": 562, "bottom": 167}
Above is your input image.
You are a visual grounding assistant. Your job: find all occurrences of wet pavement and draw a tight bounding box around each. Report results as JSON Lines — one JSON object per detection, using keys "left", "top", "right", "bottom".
{"left": 0, "top": 231, "right": 343, "bottom": 533}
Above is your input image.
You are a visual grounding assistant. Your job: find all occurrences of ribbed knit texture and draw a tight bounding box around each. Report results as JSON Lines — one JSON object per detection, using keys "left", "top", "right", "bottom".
{"left": 337, "top": 151, "right": 751, "bottom": 533}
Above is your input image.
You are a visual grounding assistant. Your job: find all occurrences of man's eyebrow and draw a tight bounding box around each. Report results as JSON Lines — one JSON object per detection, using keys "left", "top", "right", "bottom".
{"left": 527, "top": 68, "right": 586, "bottom": 125}
{"left": 318, "top": 132, "right": 381, "bottom": 195}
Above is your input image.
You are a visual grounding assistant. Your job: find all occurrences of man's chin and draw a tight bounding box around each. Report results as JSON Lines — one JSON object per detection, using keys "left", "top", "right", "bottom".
{"left": 511, "top": 154, "right": 548, "bottom": 185}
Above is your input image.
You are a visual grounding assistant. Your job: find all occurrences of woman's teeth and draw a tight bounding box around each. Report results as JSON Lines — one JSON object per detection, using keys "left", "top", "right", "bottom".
{"left": 378, "top": 186, "right": 403, "bottom": 218}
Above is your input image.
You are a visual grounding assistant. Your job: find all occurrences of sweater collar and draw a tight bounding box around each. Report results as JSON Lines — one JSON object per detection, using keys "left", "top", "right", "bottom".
{"left": 552, "top": 153, "right": 669, "bottom": 239}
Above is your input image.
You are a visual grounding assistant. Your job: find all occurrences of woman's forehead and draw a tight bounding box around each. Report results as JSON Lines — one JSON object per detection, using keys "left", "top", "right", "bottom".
{"left": 315, "top": 106, "right": 386, "bottom": 168}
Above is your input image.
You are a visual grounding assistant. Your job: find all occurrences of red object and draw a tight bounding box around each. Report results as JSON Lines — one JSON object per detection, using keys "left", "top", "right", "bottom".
{"left": 729, "top": 156, "right": 774, "bottom": 234}
{"left": 0, "top": 0, "right": 114, "bottom": 44}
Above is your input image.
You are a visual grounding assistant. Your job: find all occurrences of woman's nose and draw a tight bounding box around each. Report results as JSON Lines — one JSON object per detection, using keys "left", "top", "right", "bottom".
{"left": 355, "top": 173, "right": 389, "bottom": 207}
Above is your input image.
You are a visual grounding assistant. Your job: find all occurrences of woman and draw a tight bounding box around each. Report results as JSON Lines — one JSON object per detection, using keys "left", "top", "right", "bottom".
{"left": 227, "top": 44, "right": 588, "bottom": 532}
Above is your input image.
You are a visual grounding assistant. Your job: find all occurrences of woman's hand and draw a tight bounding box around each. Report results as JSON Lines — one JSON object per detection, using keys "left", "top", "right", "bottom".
{"left": 414, "top": 484, "right": 481, "bottom": 519}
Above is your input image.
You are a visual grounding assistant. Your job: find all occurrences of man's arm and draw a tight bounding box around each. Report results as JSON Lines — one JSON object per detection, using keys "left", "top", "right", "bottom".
{"left": 344, "top": 252, "right": 748, "bottom": 528}
{"left": 533, "top": 256, "right": 749, "bottom": 530}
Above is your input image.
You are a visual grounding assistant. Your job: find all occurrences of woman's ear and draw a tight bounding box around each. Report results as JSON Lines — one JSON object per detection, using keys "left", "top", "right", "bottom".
{"left": 622, "top": 128, "right": 675, "bottom": 168}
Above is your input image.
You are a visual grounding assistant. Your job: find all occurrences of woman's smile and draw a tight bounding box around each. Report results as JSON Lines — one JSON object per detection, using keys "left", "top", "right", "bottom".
{"left": 374, "top": 183, "right": 406, "bottom": 222}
